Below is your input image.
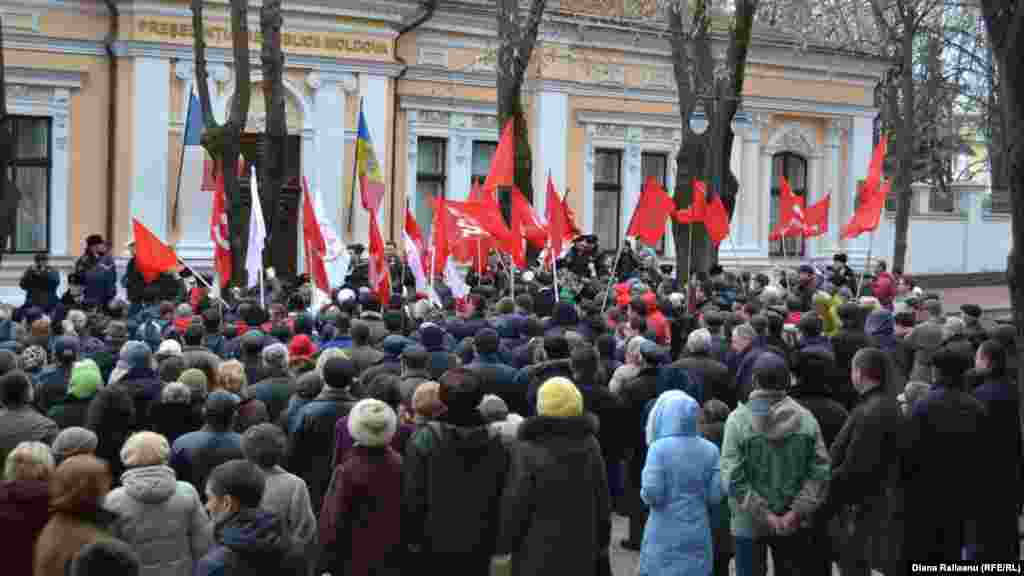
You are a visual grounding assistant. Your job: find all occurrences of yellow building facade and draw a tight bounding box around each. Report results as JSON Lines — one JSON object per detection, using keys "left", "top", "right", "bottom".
{"left": 0, "top": 0, "right": 912, "bottom": 302}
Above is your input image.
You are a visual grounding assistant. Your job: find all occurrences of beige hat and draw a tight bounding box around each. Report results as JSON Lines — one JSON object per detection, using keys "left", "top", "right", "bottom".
{"left": 120, "top": 431, "right": 170, "bottom": 467}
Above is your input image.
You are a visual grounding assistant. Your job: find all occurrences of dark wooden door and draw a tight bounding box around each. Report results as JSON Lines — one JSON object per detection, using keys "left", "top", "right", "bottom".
{"left": 238, "top": 133, "right": 301, "bottom": 278}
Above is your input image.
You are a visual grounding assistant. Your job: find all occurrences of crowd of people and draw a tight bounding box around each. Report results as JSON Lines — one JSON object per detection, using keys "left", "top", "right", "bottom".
{"left": 0, "top": 235, "right": 1019, "bottom": 576}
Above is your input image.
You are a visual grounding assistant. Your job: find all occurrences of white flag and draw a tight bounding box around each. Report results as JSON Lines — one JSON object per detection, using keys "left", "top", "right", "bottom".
{"left": 403, "top": 230, "right": 429, "bottom": 294}
{"left": 246, "top": 167, "right": 267, "bottom": 289}
{"left": 444, "top": 256, "right": 469, "bottom": 299}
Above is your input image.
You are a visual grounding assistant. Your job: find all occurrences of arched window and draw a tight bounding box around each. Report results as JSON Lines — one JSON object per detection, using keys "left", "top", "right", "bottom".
{"left": 769, "top": 152, "right": 807, "bottom": 257}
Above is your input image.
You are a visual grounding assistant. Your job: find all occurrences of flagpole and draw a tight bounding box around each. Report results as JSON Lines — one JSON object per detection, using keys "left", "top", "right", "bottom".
{"left": 552, "top": 243, "right": 559, "bottom": 302}
{"left": 601, "top": 241, "right": 626, "bottom": 313}
{"left": 171, "top": 81, "right": 193, "bottom": 235}
{"left": 346, "top": 98, "right": 362, "bottom": 239}
{"left": 175, "top": 257, "right": 229, "bottom": 308}
{"left": 858, "top": 230, "right": 874, "bottom": 299}
{"left": 400, "top": 198, "right": 409, "bottom": 300}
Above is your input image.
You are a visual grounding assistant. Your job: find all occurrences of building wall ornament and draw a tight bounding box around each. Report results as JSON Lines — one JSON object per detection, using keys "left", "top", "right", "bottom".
{"left": 418, "top": 45, "right": 449, "bottom": 68}
{"left": 764, "top": 121, "right": 821, "bottom": 158}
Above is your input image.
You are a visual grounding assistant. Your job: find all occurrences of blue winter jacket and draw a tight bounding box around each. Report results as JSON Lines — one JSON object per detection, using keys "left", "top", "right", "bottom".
{"left": 639, "top": 390, "right": 723, "bottom": 576}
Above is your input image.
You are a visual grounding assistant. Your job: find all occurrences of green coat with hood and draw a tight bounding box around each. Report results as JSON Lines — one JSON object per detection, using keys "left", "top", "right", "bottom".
{"left": 720, "top": 388, "right": 830, "bottom": 538}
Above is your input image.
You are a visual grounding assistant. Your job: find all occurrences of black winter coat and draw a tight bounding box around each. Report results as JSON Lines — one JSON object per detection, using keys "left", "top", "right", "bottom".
{"left": 403, "top": 421, "right": 508, "bottom": 574}
{"left": 288, "top": 388, "right": 357, "bottom": 513}
{"left": 831, "top": 329, "right": 872, "bottom": 409}
{"left": 670, "top": 354, "right": 736, "bottom": 408}
{"left": 500, "top": 415, "right": 611, "bottom": 576}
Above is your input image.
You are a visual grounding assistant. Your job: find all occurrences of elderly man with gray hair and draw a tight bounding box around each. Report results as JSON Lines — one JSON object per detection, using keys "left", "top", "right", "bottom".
{"left": 150, "top": 381, "right": 203, "bottom": 445}
{"left": 249, "top": 343, "right": 295, "bottom": 423}
{"left": 906, "top": 299, "right": 946, "bottom": 383}
{"left": 670, "top": 327, "right": 736, "bottom": 408}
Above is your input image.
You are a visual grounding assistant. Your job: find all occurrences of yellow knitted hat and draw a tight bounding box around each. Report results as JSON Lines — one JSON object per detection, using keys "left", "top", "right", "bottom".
{"left": 537, "top": 377, "right": 583, "bottom": 418}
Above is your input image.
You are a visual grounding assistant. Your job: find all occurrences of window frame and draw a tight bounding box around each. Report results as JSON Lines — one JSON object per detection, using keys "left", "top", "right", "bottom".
{"left": 415, "top": 136, "right": 447, "bottom": 239}
{"left": 470, "top": 140, "right": 497, "bottom": 189}
{"left": 641, "top": 151, "right": 670, "bottom": 254}
{"left": 6, "top": 115, "right": 52, "bottom": 254}
{"left": 593, "top": 148, "right": 623, "bottom": 251}
{"left": 769, "top": 151, "right": 807, "bottom": 258}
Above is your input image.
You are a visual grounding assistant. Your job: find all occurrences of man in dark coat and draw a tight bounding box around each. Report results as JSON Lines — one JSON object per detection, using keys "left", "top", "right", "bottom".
{"left": 19, "top": 253, "right": 60, "bottom": 315}
{"left": 74, "top": 235, "right": 117, "bottom": 310}
{"left": 396, "top": 345, "right": 433, "bottom": 406}
{"left": 403, "top": 369, "right": 508, "bottom": 574}
{"left": 516, "top": 335, "right": 574, "bottom": 413}
{"left": 466, "top": 328, "right": 525, "bottom": 417}
{"left": 169, "top": 390, "right": 245, "bottom": 496}
{"left": 830, "top": 348, "right": 907, "bottom": 575}
{"left": 901, "top": 344, "right": 987, "bottom": 565}
{"left": 570, "top": 344, "right": 626, "bottom": 505}
{"left": 109, "top": 340, "right": 163, "bottom": 421}
{"left": 249, "top": 343, "right": 295, "bottom": 423}
{"left": 0, "top": 370, "right": 58, "bottom": 465}
{"left": 670, "top": 328, "right": 736, "bottom": 408}
{"left": 34, "top": 335, "right": 78, "bottom": 414}
{"left": 831, "top": 303, "right": 872, "bottom": 410}
{"left": 960, "top": 304, "right": 987, "bottom": 349}
{"left": 616, "top": 340, "right": 662, "bottom": 550}
{"left": 419, "top": 323, "right": 458, "bottom": 380}
{"left": 288, "top": 357, "right": 357, "bottom": 512}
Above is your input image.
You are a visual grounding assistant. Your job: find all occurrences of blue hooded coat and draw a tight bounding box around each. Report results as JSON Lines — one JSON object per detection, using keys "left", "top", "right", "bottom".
{"left": 639, "top": 390, "right": 723, "bottom": 576}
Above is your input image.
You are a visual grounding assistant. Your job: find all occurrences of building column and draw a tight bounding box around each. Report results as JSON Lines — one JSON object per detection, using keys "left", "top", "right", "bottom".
{"left": 533, "top": 90, "right": 569, "bottom": 218}
{"left": 447, "top": 115, "right": 471, "bottom": 201}
{"left": 738, "top": 120, "right": 762, "bottom": 250}
{"left": 582, "top": 125, "right": 595, "bottom": 234}
{"left": 621, "top": 128, "right": 643, "bottom": 244}
{"left": 825, "top": 120, "right": 844, "bottom": 255}
{"left": 805, "top": 154, "right": 822, "bottom": 259}
{"left": 663, "top": 144, "right": 679, "bottom": 260}
{"left": 405, "top": 110, "right": 419, "bottom": 216}
{"left": 131, "top": 57, "right": 171, "bottom": 240}
{"left": 758, "top": 149, "right": 773, "bottom": 257}
{"left": 353, "top": 74, "right": 388, "bottom": 244}
{"left": 51, "top": 88, "right": 71, "bottom": 256}
{"left": 847, "top": 116, "right": 874, "bottom": 256}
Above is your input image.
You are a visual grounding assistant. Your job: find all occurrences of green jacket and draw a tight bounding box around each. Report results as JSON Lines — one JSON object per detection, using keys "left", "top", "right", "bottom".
{"left": 720, "top": 389, "right": 830, "bottom": 538}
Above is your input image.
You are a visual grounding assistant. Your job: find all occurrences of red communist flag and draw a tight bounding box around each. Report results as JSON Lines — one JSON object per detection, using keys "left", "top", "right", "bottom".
{"left": 627, "top": 176, "right": 676, "bottom": 246}
{"left": 482, "top": 120, "right": 515, "bottom": 195}
{"left": 545, "top": 175, "right": 567, "bottom": 263}
{"left": 510, "top": 187, "right": 547, "bottom": 249}
{"left": 769, "top": 176, "right": 805, "bottom": 241}
{"left": 674, "top": 180, "right": 708, "bottom": 224}
{"left": 210, "top": 169, "right": 232, "bottom": 286}
{"left": 802, "top": 194, "right": 831, "bottom": 238}
{"left": 132, "top": 218, "right": 179, "bottom": 283}
{"left": 452, "top": 182, "right": 498, "bottom": 273}
{"left": 704, "top": 193, "right": 731, "bottom": 246}
{"left": 367, "top": 214, "right": 390, "bottom": 306}
{"left": 301, "top": 177, "right": 329, "bottom": 293}
{"left": 842, "top": 136, "right": 889, "bottom": 239}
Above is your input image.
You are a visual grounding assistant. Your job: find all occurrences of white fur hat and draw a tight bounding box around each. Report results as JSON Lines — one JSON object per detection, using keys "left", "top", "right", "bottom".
{"left": 347, "top": 398, "right": 397, "bottom": 448}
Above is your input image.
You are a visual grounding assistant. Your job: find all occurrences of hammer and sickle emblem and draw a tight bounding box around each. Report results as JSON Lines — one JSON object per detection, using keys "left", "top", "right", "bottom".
{"left": 212, "top": 214, "right": 230, "bottom": 250}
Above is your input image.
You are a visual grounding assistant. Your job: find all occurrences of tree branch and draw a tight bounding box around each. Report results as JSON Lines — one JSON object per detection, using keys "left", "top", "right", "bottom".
{"left": 228, "top": 0, "right": 251, "bottom": 130}
{"left": 191, "top": 0, "right": 217, "bottom": 129}
{"left": 397, "top": 0, "right": 439, "bottom": 36}
{"left": 513, "top": 0, "right": 548, "bottom": 83}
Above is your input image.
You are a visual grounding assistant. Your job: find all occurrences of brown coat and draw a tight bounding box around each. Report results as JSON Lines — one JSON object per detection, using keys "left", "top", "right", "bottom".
{"left": 34, "top": 511, "right": 115, "bottom": 576}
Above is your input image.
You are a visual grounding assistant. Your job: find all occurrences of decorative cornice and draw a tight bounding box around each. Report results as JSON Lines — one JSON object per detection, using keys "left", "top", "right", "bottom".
{"left": 111, "top": 41, "right": 406, "bottom": 77}
{"left": 399, "top": 94, "right": 496, "bottom": 117}
{"left": 2, "top": 33, "right": 106, "bottom": 57}
{"left": 576, "top": 109, "right": 680, "bottom": 131}
{"left": 5, "top": 67, "right": 85, "bottom": 89}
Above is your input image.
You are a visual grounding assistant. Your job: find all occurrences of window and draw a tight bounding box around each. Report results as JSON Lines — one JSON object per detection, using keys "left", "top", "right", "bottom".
{"left": 5, "top": 117, "right": 51, "bottom": 252}
{"left": 593, "top": 149, "right": 622, "bottom": 251}
{"left": 769, "top": 152, "right": 806, "bottom": 257}
{"left": 470, "top": 141, "right": 497, "bottom": 189}
{"left": 929, "top": 185, "right": 957, "bottom": 213}
{"left": 641, "top": 152, "right": 669, "bottom": 254}
{"left": 416, "top": 137, "right": 446, "bottom": 240}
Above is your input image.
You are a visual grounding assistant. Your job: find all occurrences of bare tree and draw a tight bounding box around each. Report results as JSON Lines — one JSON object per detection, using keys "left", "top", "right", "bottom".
{"left": 979, "top": 0, "right": 1023, "bottom": 386}
{"left": 191, "top": 0, "right": 251, "bottom": 285}
{"left": 497, "top": 0, "right": 547, "bottom": 203}
{"left": 0, "top": 16, "right": 14, "bottom": 262}
{"left": 666, "top": 0, "right": 758, "bottom": 277}
{"left": 260, "top": 0, "right": 287, "bottom": 274}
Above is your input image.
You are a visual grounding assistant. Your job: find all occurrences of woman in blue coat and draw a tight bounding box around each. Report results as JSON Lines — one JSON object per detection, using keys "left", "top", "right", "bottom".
{"left": 639, "top": 390, "right": 723, "bottom": 576}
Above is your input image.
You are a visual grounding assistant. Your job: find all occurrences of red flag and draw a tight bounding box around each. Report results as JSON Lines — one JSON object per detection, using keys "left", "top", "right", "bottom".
{"left": 545, "top": 175, "right": 567, "bottom": 263}
{"left": 705, "top": 194, "right": 731, "bottom": 246}
{"left": 368, "top": 215, "right": 390, "bottom": 305}
{"left": 482, "top": 120, "right": 515, "bottom": 194}
{"left": 674, "top": 180, "right": 709, "bottom": 224}
{"left": 802, "top": 194, "right": 830, "bottom": 238}
{"left": 301, "top": 177, "right": 329, "bottom": 293}
{"left": 627, "top": 177, "right": 676, "bottom": 246}
{"left": 510, "top": 187, "right": 547, "bottom": 249}
{"left": 452, "top": 182, "right": 498, "bottom": 273}
{"left": 842, "top": 180, "right": 889, "bottom": 239}
{"left": 210, "top": 169, "right": 232, "bottom": 287}
{"left": 132, "top": 218, "right": 179, "bottom": 283}
{"left": 769, "top": 176, "right": 805, "bottom": 240}
{"left": 441, "top": 197, "right": 524, "bottom": 268}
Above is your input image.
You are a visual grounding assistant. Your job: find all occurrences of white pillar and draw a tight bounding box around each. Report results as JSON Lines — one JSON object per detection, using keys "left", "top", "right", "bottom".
{"left": 354, "top": 74, "right": 388, "bottom": 244}
{"left": 582, "top": 125, "right": 595, "bottom": 234}
{"left": 448, "top": 118, "right": 471, "bottom": 201}
{"left": 621, "top": 129, "right": 643, "bottom": 245}
{"left": 405, "top": 110, "right": 419, "bottom": 216}
{"left": 825, "top": 120, "right": 843, "bottom": 255}
{"left": 759, "top": 149, "right": 772, "bottom": 257}
{"left": 664, "top": 145, "right": 678, "bottom": 259}
{"left": 847, "top": 116, "right": 873, "bottom": 256}
{"left": 313, "top": 73, "right": 351, "bottom": 233}
{"left": 131, "top": 57, "right": 171, "bottom": 240}
{"left": 739, "top": 121, "right": 762, "bottom": 251}
{"left": 805, "top": 155, "right": 822, "bottom": 258}
{"left": 50, "top": 89, "right": 71, "bottom": 256}
{"left": 533, "top": 91, "right": 569, "bottom": 218}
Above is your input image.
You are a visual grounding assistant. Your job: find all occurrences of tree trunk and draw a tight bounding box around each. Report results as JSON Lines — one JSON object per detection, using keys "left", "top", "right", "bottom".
{"left": 260, "top": 0, "right": 288, "bottom": 275}
{"left": 892, "top": 27, "right": 915, "bottom": 271}
{"left": 0, "top": 16, "right": 11, "bottom": 261}
{"left": 225, "top": 0, "right": 251, "bottom": 286}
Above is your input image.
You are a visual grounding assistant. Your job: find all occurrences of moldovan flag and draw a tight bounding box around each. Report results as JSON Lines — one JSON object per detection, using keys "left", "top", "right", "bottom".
{"left": 132, "top": 218, "right": 179, "bottom": 282}
{"left": 802, "top": 194, "right": 830, "bottom": 238}
{"left": 210, "top": 170, "right": 232, "bottom": 287}
{"left": 171, "top": 91, "right": 204, "bottom": 236}
{"left": 357, "top": 105, "right": 386, "bottom": 214}
{"left": 301, "top": 177, "right": 329, "bottom": 293}
{"left": 404, "top": 209, "right": 429, "bottom": 295}
{"left": 368, "top": 214, "right": 391, "bottom": 305}
{"left": 627, "top": 176, "right": 675, "bottom": 246}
